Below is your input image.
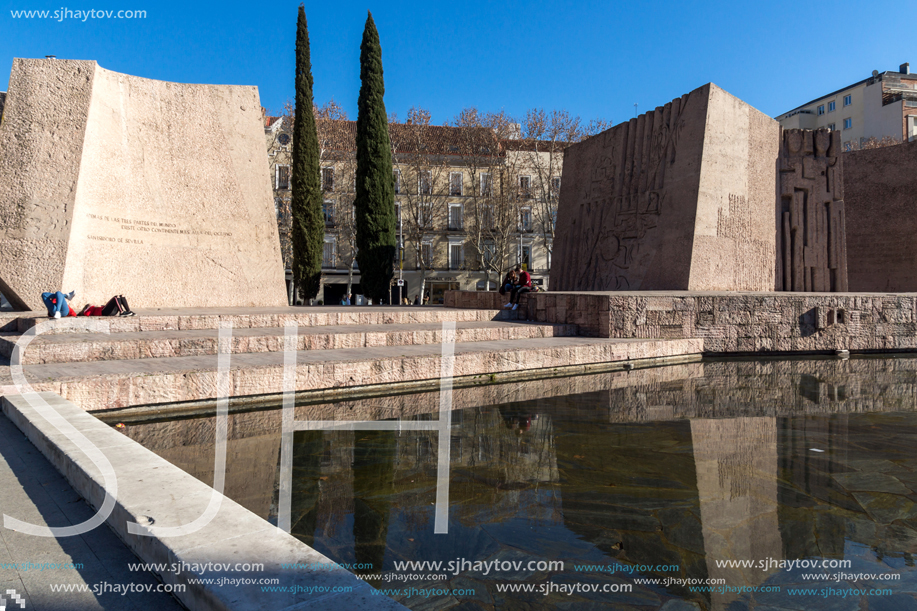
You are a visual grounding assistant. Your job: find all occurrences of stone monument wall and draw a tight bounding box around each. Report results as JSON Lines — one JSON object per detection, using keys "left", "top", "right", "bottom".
{"left": 551, "top": 83, "right": 778, "bottom": 292}
{"left": 776, "top": 128, "right": 848, "bottom": 292}
{"left": 844, "top": 139, "right": 917, "bottom": 292}
{"left": 0, "top": 58, "right": 287, "bottom": 310}
{"left": 0, "top": 59, "right": 96, "bottom": 311}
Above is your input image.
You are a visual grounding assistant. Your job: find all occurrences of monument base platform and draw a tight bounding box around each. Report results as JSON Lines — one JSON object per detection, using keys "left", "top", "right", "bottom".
{"left": 446, "top": 290, "right": 917, "bottom": 353}
{"left": 0, "top": 306, "right": 699, "bottom": 411}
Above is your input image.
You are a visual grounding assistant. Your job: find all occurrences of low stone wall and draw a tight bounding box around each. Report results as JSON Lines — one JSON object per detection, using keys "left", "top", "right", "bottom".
{"left": 444, "top": 290, "right": 509, "bottom": 310}
{"left": 446, "top": 290, "right": 917, "bottom": 353}
{"left": 444, "top": 288, "right": 541, "bottom": 314}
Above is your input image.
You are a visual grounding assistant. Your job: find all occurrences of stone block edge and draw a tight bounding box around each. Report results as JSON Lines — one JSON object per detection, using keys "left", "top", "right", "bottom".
{"left": 0, "top": 391, "right": 407, "bottom": 611}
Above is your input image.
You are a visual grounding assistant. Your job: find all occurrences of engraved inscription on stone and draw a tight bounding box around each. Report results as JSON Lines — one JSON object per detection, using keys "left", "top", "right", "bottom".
{"left": 83, "top": 213, "right": 233, "bottom": 242}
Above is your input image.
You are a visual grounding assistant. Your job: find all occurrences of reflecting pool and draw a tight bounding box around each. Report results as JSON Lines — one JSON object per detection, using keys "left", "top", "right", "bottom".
{"left": 122, "top": 356, "right": 917, "bottom": 610}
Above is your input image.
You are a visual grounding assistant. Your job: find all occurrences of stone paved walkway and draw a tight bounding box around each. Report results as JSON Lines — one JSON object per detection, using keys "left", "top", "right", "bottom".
{"left": 0, "top": 411, "right": 184, "bottom": 610}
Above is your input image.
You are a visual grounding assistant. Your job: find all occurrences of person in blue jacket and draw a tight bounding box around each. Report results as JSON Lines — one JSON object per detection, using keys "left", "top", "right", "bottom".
{"left": 41, "top": 290, "right": 75, "bottom": 318}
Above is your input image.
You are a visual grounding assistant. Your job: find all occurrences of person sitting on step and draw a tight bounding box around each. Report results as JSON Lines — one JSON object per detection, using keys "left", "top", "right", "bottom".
{"left": 501, "top": 269, "right": 518, "bottom": 308}
{"left": 507, "top": 265, "right": 532, "bottom": 311}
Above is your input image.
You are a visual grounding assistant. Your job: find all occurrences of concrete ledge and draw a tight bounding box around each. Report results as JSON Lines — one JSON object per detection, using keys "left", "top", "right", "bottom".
{"left": 0, "top": 392, "right": 406, "bottom": 611}
{"left": 444, "top": 290, "right": 530, "bottom": 310}
{"left": 0, "top": 311, "right": 25, "bottom": 332}
{"left": 96, "top": 352, "right": 705, "bottom": 424}
{"left": 17, "top": 337, "right": 703, "bottom": 410}
{"left": 1, "top": 320, "right": 575, "bottom": 365}
{"left": 15, "top": 306, "right": 518, "bottom": 335}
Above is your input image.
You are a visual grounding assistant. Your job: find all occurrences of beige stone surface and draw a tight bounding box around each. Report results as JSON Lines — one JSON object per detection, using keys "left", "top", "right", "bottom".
{"left": 689, "top": 86, "right": 779, "bottom": 291}
{"left": 845, "top": 139, "right": 917, "bottom": 291}
{"left": 449, "top": 289, "right": 917, "bottom": 352}
{"left": 0, "top": 319, "right": 575, "bottom": 364}
{"left": 14, "top": 304, "right": 518, "bottom": 334}
{"left": 0, "top": 58, "right": 286, "bottom": 310}
{"left": 552, "top": 83, "right": 779, "bottom": 292}
{"left": 5, "top": 335, "right": 701, "bottom": 411}
{"left": 1, "top": 392, "right": 407, "bottom": 611}
{"left": 0, "top": 59, "right": 95, "bottom": 310}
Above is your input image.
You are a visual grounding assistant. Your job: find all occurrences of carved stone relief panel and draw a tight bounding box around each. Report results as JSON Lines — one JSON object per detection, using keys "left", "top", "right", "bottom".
{"left": 778, "top": 129, "right": 848, "bottom": 292}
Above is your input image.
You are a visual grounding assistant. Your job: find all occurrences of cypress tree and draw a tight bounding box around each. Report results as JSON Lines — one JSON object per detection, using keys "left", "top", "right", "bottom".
{"left": 354, "top": 12, "right": 396, "bottom": 303}
{"left": 290, "top": 5, "right": 323, "bottom": 301}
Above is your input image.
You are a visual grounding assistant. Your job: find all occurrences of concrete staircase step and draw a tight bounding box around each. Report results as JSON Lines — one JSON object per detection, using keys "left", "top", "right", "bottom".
{"left": 11, "top": 336, "right": 703, "bottom": 411}
{"left": 1, "top": 320, "right": 576, "bottom": 365}
{"left": 12, "top": 306, "right": 519, "bottom": 335}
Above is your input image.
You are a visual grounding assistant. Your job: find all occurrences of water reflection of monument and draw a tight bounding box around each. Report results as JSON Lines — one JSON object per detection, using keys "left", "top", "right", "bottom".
{"left": 691, "top": 418, "right": 781, "bottom": 610}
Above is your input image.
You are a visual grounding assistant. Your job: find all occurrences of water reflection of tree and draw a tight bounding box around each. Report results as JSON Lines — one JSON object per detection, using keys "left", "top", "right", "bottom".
{"left": 288, "top": 431, "right": 324, "bottom": 548}
{"left": 444, "top": 407, "right": 561, "bottom": 527}
{"left": 313, "top": 432, "right": 354, "bottom": 542}
{"left": 352, "top": 431, "right": 396, "bottom": 582}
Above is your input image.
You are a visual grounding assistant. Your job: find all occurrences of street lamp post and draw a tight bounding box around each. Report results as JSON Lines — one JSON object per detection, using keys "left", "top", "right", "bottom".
{"left": 398, "top": 214, "right": 403, "bottom": 305}
{"left": 519, "top": 210, "right": 523, "bottom": 267}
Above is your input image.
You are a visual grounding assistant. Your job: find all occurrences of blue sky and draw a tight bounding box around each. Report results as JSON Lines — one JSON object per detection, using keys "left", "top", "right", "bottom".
{"left": 1, "top": 0, "right": 913, "bottom": 126}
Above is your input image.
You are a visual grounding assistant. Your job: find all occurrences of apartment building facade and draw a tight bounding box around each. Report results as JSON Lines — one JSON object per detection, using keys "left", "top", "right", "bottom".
{"left": 777, "top": 62, "right": 917, "bottom": 149}
{"left": 265, "top": 115, "right": 562, "bottom": 305}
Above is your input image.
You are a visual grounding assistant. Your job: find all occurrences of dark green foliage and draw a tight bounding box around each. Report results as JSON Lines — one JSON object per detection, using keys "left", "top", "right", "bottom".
{"left": 354, "top": 12, "right": 396, "bottom": 303}
{"left": 290, "top": 5, "right": 323, "bottom": 300}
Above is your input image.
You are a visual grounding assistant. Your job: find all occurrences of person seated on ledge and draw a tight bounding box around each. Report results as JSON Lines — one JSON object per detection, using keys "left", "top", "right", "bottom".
{"left": 41, "top": 290, "right": 76, "bottom": 319}
{"left": 506, "top": 265, "right": 532, "bottom": 311}
{"left": 78, "top": 295, "right": 134, "bottom": 317}
{"left": 500, "top": 269, "right": 518, "bottom": 306}
{"left": 78, "top": 303, "right": 103, "bottom": 316}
